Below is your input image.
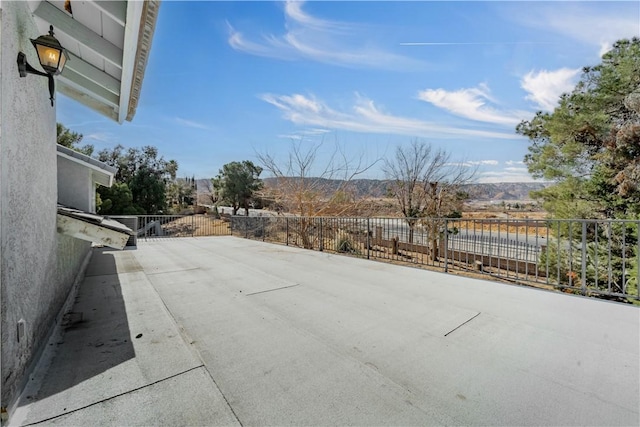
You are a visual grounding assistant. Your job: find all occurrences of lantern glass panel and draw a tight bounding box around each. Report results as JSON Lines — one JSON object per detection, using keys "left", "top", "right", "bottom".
{"left": 35, "top": 44, "right": 61, "bottom": 73}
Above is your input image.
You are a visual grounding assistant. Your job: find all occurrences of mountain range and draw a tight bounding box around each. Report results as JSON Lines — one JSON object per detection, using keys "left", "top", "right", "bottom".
{"left": 197, "top": 178, "right": 549, "bottom": 201}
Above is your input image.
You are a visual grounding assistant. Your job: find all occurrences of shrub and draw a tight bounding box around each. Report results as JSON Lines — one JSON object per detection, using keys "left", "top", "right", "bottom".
{"left": 335, "top": 230, "right": 360, "bottom": 254}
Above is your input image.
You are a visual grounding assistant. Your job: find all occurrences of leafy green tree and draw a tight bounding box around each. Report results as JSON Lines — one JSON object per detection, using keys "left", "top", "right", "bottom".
{"left": 96, "top": 145, "right": 178, "bottom": 214}
{"left": 517, "top": 38, "right": 640, "bottom": 219}
{"left": 212, "top": 161, "right": 263, "bottom": 216}
{"left": 56, "top": 123, "right": 94, "bottom": 156}
{"left": 518, "top": 38, "right": 640, "bottom": 301}
{"left": 96, "top": 182, "right": 141, "bottom": 215}
{"left": 166, "top": 177, "right": 196, "bottom": 212}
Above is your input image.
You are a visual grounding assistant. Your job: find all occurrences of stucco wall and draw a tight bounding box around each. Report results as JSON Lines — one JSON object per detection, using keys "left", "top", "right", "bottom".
{"left": 0, "top": 1, "right": 91, "bottom": 412}
{"left": 57, "top": 156, "right": 93, "bottom": 212}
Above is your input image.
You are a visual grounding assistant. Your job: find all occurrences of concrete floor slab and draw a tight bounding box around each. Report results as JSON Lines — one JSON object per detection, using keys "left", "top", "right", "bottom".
{"left": 10, "top": 237, "right": 639, "bottom": 426}
{"left": 138, "top": 237, "right": 639, "bottom": 426}
{"left": 25, "top": 368, "right": 240, "bottom": 427}
{"left": 9, "top": 248, "right": 237, "bottom": 427}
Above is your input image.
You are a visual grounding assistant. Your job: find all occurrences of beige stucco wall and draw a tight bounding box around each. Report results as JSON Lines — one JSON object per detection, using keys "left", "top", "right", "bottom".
{"left": 0, "top": 1, "right": 91, "bottom": 412}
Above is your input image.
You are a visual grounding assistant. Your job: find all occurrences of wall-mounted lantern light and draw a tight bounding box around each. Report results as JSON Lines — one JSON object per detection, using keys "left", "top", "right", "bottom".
{"left": 17, "top": 25, "right": 69, "bottom": 107}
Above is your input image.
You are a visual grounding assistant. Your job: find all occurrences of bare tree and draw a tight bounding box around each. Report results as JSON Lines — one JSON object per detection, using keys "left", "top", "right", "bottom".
{"left": 257, "top": 139, "right": 379, "bottom": 249}
{"left": 383, "top": 140, "right": 475, "bottom": 259}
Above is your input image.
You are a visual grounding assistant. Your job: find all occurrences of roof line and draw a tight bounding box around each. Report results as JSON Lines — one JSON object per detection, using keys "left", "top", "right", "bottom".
{"left": 56, "top": 144, "right": 117, "bottom": 177}
{"left": 124, "top": 0, "right": 161, "bottom": 122}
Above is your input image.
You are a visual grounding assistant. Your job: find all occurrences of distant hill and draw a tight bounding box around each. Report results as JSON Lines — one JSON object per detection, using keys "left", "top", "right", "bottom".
{"left": 196, "top": 177, "right": 549, "bottom": 201}
{"left": 462, "top": 182, "right": 550, "bottom": 201}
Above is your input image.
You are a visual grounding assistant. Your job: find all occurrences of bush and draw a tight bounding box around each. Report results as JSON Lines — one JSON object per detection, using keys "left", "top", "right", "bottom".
{"left": 335, "top": 230, "right": 360, "bottom": 254}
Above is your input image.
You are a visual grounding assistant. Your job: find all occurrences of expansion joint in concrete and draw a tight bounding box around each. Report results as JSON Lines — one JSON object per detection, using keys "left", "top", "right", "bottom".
{"left": 443, "top": 312, "right": 481, "bottom": 337}
{"left": 201, "top": 367, "right": 244, "bottom": 427}
{"left": 16, "top": 366, "right": 205, "bottom": 427}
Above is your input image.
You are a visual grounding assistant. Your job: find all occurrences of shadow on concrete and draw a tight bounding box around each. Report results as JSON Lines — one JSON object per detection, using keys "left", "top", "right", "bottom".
{"left": 29, "top": 248, "right": 135, "bottom": 401}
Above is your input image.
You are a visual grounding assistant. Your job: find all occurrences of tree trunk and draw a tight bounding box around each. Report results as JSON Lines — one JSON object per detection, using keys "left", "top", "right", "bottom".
{"left": 300, "top": 218, "right": 313, "bottom": 249}
{"left": 431, "top": 237, "right": 439, "bottom": 261}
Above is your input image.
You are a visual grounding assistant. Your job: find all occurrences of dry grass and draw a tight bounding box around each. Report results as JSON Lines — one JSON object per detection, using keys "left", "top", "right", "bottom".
{"left": 162, "top": 215, "right": 230, "bottom": 237}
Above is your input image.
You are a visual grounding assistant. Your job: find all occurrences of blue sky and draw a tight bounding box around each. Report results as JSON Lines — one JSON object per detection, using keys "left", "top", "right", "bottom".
{"left": 57, "top": 0, "right": 640, "bottom": 183}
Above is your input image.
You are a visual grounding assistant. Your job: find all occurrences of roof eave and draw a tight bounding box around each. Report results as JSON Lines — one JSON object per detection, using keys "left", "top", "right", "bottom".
{"left": 121, "top": 0, "right": 160, "bottom": 123}
{"left": 56, "top": 144, "right": 116, "bottom": 187}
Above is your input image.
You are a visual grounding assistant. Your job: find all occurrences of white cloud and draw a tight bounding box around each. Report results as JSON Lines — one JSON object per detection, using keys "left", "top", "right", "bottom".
{"left": 521, "top": 68, "right": 581, "bottom": 111}
{"left": 477, "top": 170, "right": 538, "bottom": 183}
{"left": 175, "top": 117, "right": 211, "bottom": 130}
{"left": 470, "top": 160, "right": 499, "bottom": 166}
{"left": 84, "top": 132, "right": 113, "bottom": 143}
{"left": 545, "top": 7, "right": 639, "bottom": 56}
{"left": 278, "top": 134, "right": 304, "bottom": 141}
{"left": 505, "top": 160, "right": 524, "bottom": 166}
{"left": 278, "top": 128, "right": 332, "bottom": 140}
{"left": 447, "top": 160, "right": 499, "bottom": 168}
{"left": 227, "top": 1, "right": 426, "bottom": 70}
{"left": 513, "top": 3, "right": 639, "bottom": 59}
{"left": 283, "top": 1, "right": 346, "bottom": 32}
{"left": 417, "top": 84, "right": 531, "bottom": 125}
{"left": 504, "top": 167, "right": 528, "bottom": 173}
{"left": 261, "top": 92, "right": 520, "bottom": 140}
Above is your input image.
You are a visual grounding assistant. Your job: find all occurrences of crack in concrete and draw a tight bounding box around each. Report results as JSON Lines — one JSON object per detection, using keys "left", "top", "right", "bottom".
{"left": 443, "top": 312, "right": 481, "bottom": 337}
{"left": 245, "top": 284, "right": 300, "bottom": 296}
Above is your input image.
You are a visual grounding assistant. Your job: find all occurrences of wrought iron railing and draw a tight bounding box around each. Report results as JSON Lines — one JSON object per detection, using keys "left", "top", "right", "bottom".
{"left": 230, "top": 216, "right": 640, "bottom": 303}
{"left": 109, "top": 214, "right": 231, "bottom": 239}
{"left": 112, "top": 213, "right": 639, "bottom": 302}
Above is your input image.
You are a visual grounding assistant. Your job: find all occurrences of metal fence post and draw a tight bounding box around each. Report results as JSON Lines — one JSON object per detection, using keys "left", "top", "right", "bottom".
{"left": 245, "top": 216, "right": 248, "bottom": 239}
{"left": 444, "top": 218, "right": 449, "bottom": 273}
{"left": 262, "top": 216, "right": 265, "bottom": 241}
{"left": 319, "top": 217, "right": 324, "bottom": 251}
{"left": 581, "top": 221, "right": 587, "bottom": 295}
{"left": 636, "top": 221, "right": 640, "bottom": 300}
{"left": 192, "top": 214, "right": 195, "bottom": 237}
{"left": 367, "top": 217, "right": 371, "bottom": 260}
{"left": 286, "top": 217, "right": 289, "bottom": 246}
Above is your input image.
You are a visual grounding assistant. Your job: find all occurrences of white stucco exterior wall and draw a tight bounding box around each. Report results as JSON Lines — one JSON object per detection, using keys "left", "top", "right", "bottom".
{"left": 57, "top": 156, "right": 94, "bottom": 213}
{"left": 0, "top": 1, "right": 91, "bottom": 413}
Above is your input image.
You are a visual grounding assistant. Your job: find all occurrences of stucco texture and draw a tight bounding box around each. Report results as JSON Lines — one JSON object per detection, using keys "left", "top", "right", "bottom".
{"left": 1, "top": 1, "right": 91, "bottom": 411}
{"left": 57, "top": 155, "right": 93, "bottom": 212}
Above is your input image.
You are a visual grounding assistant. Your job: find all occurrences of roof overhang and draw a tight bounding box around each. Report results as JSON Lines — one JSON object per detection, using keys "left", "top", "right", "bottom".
{"left": 30, "top": 0, "right": 160, "bottom": 123}
{"left": 57, "top": 206, "right": 133, "bottom": 250}
{"left": 56, "top": 144, "right": 116, "bottom": 187}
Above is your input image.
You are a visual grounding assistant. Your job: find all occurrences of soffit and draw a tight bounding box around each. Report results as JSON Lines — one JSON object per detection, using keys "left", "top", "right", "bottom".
{"left": 30, "top": 0, "right": 160, "bottom": 123}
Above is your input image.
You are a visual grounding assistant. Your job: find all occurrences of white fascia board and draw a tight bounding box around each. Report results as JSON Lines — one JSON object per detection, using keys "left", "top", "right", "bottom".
{"left": 118, "top": 0, "right": 144, "bottom": 124}
{"left": 57, "top": 214, "right": 129, "bottom": 250}
{"left": 57, "top": 145, "right": 116, "bottom": 187}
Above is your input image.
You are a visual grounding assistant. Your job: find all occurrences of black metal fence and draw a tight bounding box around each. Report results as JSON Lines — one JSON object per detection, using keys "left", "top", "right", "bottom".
{"left": 110, "top": 214, "right": 231, "bottom": 239}
{"left": 113, "top": 213, "right": 639, "bottom": 303}
{"left": 230, "top": 216, "right": 640, "bottom": 303}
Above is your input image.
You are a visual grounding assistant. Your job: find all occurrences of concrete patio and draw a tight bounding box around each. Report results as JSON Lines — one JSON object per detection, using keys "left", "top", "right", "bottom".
{"left": 9, "top": 236, "right": 640, "bottom": 426}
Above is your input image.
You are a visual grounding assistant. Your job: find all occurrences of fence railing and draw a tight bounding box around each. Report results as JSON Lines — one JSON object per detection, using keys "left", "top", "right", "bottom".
{"left": 110, "top": 214, "right": 232, "bottom": 239}
{"left": 230, "top": 216, "right": 640, "bottom": 303}
{"left": 111, "top": 213, "right": 639, "bottom": 303}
